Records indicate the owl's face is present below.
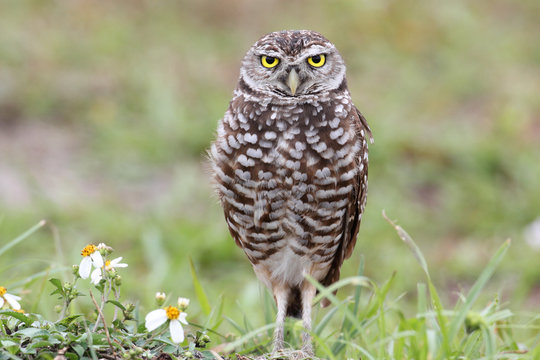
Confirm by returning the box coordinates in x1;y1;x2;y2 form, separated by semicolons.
239;30;347;99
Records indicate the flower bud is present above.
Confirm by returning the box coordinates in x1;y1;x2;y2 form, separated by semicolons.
63;282;72;291
97;242;113;255
155;292;166;306
72;265;80;277
114;275;122;286
177;297;190;311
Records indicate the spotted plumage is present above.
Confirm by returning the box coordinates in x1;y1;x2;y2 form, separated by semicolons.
209;30;372;355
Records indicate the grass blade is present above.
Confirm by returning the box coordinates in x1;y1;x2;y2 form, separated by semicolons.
448;239;511;343
204;293;225;330
223;323;275;353
310;331;338;360
307;274;369;343
312;275;372;304
383;211;430;280
384;211;450;357
189;257;211;316
481;325;496;360
0;220;46;257
314;297;347;335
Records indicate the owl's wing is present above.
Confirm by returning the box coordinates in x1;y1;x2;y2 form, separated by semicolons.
321;106;370;288
356;107;373;144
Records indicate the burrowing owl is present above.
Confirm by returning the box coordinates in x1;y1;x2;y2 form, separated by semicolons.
210;30;371;354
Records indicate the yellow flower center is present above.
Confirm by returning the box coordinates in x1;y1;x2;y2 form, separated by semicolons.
14;309;25;313
105;260;111;270
165;305;180;320
0;286;6;296
81;244;97;257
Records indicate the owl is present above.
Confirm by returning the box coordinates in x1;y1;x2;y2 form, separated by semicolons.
209;30;371;355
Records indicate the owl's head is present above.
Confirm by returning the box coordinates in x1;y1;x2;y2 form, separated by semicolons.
239;30;347;99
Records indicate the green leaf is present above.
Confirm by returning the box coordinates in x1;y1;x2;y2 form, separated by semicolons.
27;340;55;349
14;327;49;339
189;257;211;316
0;340;20;355
48;278;64;296
0;309;35;326
64;352;79;360
70;344;85;358
106;300;126;311
56;314;83;327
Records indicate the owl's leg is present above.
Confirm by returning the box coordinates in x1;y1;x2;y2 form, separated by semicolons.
300;282;316;355
272;286;288;353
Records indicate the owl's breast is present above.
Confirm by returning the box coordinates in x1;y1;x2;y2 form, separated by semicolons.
210;97;367;280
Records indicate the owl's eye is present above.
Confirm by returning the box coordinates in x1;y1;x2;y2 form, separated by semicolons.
307;54;326;68
261;55;279;68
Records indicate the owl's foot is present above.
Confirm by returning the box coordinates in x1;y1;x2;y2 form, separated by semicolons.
257;348;318;360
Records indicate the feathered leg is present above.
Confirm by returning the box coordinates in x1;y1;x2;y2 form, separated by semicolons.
301;282;316;355
272;286;288;353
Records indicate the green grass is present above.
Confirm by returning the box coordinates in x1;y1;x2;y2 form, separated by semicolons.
3;215;539;359
219;217;539;359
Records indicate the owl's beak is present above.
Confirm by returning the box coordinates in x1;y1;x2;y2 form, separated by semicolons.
287;69;300;96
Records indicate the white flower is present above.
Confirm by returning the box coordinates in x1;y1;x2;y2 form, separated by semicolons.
79;244;104;279
90;257;128;285
145;305;188;343
0;286;22;310
177;297;190;310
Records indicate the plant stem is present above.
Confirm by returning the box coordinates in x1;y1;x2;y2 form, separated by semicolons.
89;289;115;354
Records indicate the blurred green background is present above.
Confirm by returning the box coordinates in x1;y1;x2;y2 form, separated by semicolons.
1;0;539;327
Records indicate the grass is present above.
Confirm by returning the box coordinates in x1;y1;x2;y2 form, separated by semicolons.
221;215;538;359
2;215;539;359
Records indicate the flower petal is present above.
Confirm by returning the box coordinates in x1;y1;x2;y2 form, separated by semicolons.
79;257;92;279
169;319;184;343
5;294;21;310
178;312;188;325
90;251;104;267
145;309;167;331
91;268;102;285
111;257;128;268
0;297;4;308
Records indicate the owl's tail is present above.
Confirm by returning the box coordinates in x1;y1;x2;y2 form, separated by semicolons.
285;286;302;318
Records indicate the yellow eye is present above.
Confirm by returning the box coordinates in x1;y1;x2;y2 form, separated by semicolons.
261;55;279;68
307;54;326;67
